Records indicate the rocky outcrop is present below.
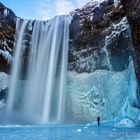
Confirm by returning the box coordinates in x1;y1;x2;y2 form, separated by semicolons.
0;0;132;74
0;2;16;74
120;0;140;105
69;0;131;73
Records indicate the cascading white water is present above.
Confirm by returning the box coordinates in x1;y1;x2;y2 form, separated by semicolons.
7;19;28;113
6;15;70;124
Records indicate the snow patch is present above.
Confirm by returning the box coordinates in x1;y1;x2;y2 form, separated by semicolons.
0;99;6;109
3;9;9;17
76;128;82;132
104;17;128;46
0;72;8;93
102;17;129;70
115;118;136;128
114;0;120;8
0;50;13;63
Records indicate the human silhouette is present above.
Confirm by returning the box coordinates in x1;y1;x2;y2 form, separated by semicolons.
97;116;100;125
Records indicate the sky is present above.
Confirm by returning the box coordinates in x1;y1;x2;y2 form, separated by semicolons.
0;0;91;20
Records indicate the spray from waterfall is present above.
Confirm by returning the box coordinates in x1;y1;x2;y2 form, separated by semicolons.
7;19;28;113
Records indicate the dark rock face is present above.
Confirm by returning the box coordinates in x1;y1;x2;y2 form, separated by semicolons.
69;0;131;73
0;88;8;101
0;0;137;76
0;2;16;74
120;0;140;106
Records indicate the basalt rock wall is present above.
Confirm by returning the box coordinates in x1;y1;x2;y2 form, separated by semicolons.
0;0;137;76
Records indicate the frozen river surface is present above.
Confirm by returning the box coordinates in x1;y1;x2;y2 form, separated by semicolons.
0;124;139;140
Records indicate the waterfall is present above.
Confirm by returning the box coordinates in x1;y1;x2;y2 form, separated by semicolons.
7;19;28;113
6;15;70;124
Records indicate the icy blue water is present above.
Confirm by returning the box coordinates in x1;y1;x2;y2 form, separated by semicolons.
0;124;139;140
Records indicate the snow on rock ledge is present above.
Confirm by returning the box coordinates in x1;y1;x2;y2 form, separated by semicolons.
69;0;129;73
0;72;8;92
0;2;16;73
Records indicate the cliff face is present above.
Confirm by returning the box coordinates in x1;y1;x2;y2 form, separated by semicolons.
69;0;131;73
0;0;140;123
0;2;16;73
120;0;140;105
0;0;132;74
0;0;139;79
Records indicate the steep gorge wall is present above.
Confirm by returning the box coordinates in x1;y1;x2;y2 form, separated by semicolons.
69;0;131;73
0;2;16;73
121;0;140;106
0;0;139;98
0;0;132;74
0;0;140;123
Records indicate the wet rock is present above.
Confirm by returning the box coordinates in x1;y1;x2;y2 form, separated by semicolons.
0;87;8;101
0;2;16;74
69;0;129;73
0;0;137;76
121;0;140;106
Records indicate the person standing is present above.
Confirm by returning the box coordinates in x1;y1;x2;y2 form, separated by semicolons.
97;116;100;125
